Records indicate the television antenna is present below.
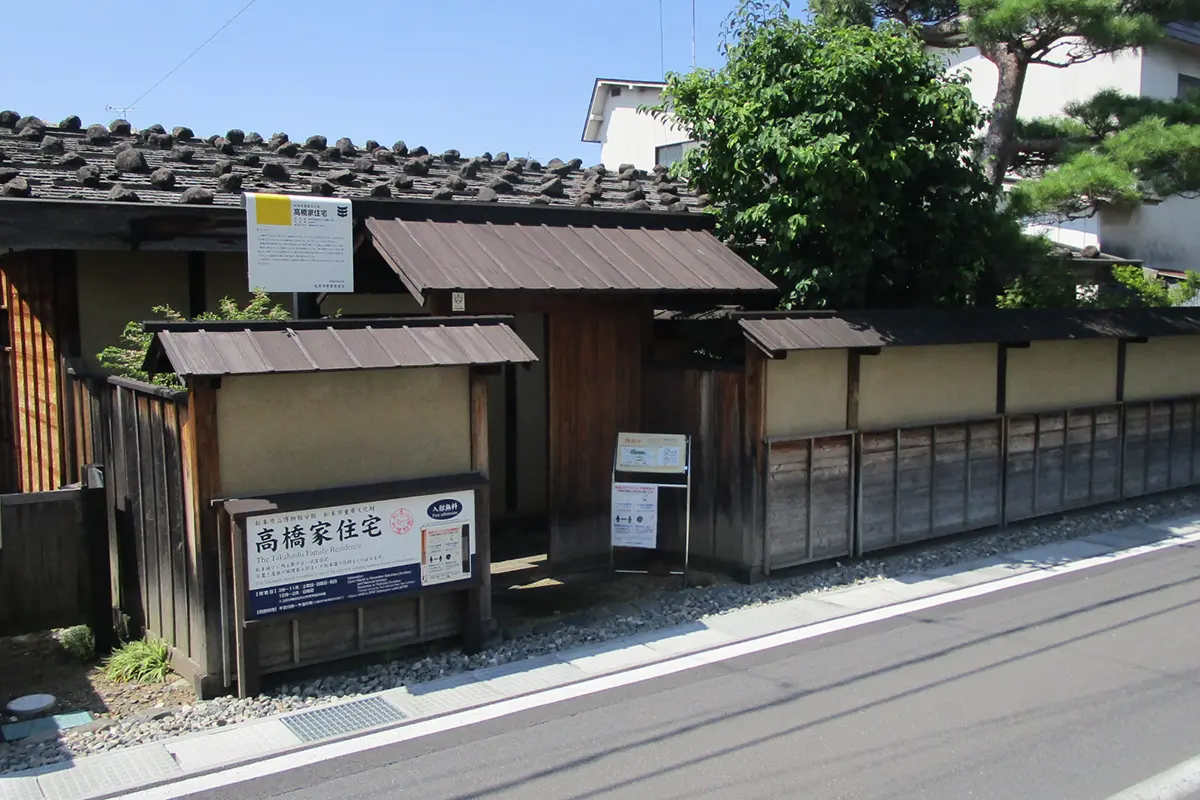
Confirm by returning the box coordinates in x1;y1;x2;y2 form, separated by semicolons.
105;105;141;120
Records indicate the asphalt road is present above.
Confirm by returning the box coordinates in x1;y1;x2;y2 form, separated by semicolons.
187;541;1200;800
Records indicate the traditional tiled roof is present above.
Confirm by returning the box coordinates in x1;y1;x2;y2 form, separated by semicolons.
0;112;709;213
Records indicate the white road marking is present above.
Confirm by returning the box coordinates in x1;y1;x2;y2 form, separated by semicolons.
123;529;1200;800
1107;753;1200;800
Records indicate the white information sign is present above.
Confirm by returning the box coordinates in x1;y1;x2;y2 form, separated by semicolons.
611;482;659;549
245;192;354;293
243;489;474;619
616;432;688;474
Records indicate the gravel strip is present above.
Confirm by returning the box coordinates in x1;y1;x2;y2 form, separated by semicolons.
3;490;1198;774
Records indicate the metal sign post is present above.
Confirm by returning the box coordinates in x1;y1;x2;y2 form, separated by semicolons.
609;432;692;586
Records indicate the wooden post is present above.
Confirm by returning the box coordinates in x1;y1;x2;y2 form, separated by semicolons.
997;343;1010;528
183;377;224;698
82;463;117;653
743;343;768;579
229;513;259;699
846;350;863;557
466;368;491;652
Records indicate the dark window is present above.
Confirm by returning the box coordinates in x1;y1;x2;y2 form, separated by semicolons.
1178;73;1200;98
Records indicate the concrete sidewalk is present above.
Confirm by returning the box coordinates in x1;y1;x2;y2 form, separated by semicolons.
3;514;1198;800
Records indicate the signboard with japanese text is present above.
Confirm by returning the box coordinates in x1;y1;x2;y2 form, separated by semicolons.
243;489;474;620
245;192;354;293
611;482;658;549
616;432;687;474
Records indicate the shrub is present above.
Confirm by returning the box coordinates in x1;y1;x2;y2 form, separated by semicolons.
58;625;96;663
103;638;172;684
96;289;292;388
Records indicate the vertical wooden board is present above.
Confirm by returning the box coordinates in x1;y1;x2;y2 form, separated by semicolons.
810;436;852;559
548;305;646;566
163;402;191;654
136;395;164;639
931;425;969;534
1004;415;1037;521
744;345;768;572
148;399;177;649
895;427;933;542
1168;399;1194;488
1092;407;1122;501
187;381;223;681
857;431;897;551
178;399;206;665
765;439;811;566
1122;403;1149;498
1063;409;1095;507
966;420;1002;527
1145;402;1173;494
119;388;150;634
713;369;747;567
1034;413;1066;515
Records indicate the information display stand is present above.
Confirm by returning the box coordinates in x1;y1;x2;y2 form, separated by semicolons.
609;432;692;585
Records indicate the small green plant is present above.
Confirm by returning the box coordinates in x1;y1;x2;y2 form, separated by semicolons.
57;625;96;663
103;638;172;684
97;289;292;387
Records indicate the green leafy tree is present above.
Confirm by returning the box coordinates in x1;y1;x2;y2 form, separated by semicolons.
657;14;1022;308
803;0;1200;300
97;289;291;388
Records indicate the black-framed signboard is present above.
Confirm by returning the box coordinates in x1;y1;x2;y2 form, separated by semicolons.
221;474;486;697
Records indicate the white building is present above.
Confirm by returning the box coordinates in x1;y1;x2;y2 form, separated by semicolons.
584;23;1200;272
945;22;1200;272
581;78;695;172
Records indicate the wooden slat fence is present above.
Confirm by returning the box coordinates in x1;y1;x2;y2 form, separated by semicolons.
1121;397;1200;499
65;373;204;678
858;418;1004;553
1005;405;1123;522
764;434;855;571
0;471;111;644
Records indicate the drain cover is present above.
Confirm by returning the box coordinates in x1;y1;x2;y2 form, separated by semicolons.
280;697;406;743
6;694;55;717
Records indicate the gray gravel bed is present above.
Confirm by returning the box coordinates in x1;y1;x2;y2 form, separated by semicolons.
3;490;1198;774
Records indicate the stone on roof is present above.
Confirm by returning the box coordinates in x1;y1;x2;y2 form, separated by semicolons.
0;112;703;213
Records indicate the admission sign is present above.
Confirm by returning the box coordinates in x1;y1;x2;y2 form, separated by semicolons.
244;192;354;293
243;489;474;619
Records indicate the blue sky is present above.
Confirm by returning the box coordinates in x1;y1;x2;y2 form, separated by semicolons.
5;1;743;162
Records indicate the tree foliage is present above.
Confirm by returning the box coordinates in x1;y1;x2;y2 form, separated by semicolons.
804;0;1200;297
97;290;291;388
657;13;1022;308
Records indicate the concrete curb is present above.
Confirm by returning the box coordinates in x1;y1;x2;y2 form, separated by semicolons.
1;516;1196;800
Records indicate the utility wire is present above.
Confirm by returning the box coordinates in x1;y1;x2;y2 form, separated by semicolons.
124;0;260;111
659;0;666;79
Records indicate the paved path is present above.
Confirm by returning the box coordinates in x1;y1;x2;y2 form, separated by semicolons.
3;516;1200;800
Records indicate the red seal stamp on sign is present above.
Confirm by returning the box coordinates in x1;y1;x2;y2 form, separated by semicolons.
390;508;414;535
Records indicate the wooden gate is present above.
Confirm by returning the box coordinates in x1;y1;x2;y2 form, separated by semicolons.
0;466;113;645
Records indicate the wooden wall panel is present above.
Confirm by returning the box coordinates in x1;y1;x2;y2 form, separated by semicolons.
1122;398;1200;498
0;251;80;492
1005;405;1122;521
764;435;854;570
858;420;1002;553
643;366;746;571
548;304;647;566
